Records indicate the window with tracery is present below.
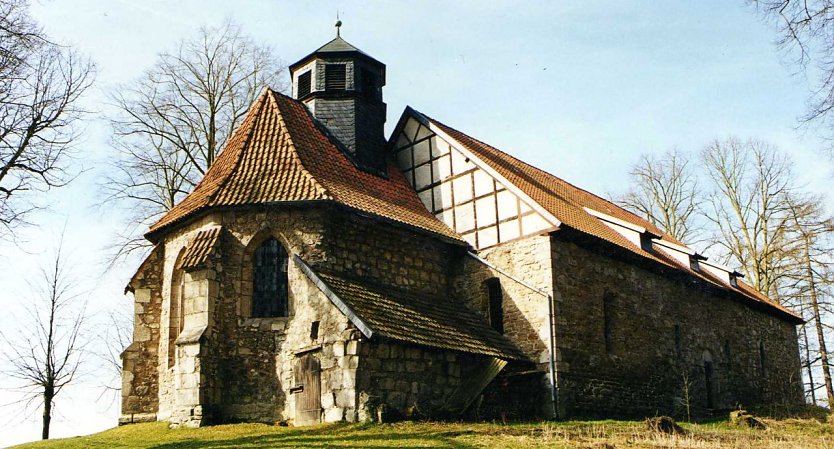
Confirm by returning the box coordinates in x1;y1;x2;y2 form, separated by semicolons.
252;238;289;317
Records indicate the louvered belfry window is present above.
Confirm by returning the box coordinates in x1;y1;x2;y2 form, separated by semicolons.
297;71;312;98
325;64;347;91
252;238;289;317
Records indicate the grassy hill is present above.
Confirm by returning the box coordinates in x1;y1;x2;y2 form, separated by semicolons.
9;419;834;449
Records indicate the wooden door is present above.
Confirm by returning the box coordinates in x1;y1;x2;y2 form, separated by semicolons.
293;352;321;425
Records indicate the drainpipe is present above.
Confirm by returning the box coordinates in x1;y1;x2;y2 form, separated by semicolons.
466;251;559;420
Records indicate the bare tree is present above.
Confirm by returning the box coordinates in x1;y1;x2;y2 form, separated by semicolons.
0;0;94;241
0;234;86;439
701;137;799;298
749;2;834;128
92;308;132;407
105;20;287;259
783;198;834;405
615;149;704;243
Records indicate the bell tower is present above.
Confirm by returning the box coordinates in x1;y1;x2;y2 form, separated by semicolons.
288;22;388;175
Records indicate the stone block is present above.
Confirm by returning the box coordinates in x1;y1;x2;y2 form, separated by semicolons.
324;407;344;422
321;392;335;409
333;341;345;357
134;289;151;303
346;340;358;355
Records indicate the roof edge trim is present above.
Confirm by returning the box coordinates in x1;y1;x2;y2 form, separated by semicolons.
294;255;375;339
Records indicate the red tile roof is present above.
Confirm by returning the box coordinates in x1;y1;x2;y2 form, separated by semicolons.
178;227;222;271
148;90;461;243
415;110;801;324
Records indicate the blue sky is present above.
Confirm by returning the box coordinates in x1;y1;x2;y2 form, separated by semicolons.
0;0;828;445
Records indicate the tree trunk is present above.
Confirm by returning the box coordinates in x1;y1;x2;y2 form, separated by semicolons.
802;324;817;405
804;235;834;405
42;385;53;440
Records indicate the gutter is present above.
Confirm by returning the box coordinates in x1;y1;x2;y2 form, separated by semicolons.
466;251;560;420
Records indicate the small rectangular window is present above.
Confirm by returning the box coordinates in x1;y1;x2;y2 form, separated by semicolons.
325;64;346;91
310;321;320;340
485;278;503;334
297;71;312;98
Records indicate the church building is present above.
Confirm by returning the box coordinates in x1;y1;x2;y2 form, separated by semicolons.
120;32;804;427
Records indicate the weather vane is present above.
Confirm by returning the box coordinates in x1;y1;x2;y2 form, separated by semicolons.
335;11;342;37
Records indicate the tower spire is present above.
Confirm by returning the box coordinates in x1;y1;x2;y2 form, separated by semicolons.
335;12;342;37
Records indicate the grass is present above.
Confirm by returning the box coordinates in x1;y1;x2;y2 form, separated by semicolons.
9;418;834;449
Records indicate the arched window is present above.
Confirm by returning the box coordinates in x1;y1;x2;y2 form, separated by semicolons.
252;237;289;317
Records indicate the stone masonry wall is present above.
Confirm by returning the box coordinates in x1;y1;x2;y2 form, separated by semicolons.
355;341;467;421
452;234;555;416
551;234;803;418
204;205;452;423
129;204;474;425
321;209;454;297
120;244;164;424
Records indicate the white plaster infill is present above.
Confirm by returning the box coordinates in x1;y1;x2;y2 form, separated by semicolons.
293;255;375;339
405;108;562;229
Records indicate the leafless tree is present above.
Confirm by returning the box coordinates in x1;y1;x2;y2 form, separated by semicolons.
783;197;834;405
105;20;287;260
749;2;834;128
0;234;86;439
615;149;704;244
89;307;132;409
701;137;799;298
0;0;94;242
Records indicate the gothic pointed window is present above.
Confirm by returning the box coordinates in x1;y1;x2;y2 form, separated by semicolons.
252;238;289;317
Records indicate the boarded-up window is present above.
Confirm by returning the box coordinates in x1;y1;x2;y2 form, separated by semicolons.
704;351;715;408
297;71;312;98
252;238;289;317
485;278;503;334
603;293;614;353
325;64;346;91
674;324;682;358
759;340;768;378
361;68;377;100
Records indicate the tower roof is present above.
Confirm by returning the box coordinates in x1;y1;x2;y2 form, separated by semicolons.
146;89;461;244
289;36;384;71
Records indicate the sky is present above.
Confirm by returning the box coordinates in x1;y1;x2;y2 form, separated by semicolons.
0;0;830;446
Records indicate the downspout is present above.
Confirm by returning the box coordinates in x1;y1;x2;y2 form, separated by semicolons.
466;251;560;420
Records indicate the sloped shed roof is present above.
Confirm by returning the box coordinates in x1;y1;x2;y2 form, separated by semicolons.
296;256;527;361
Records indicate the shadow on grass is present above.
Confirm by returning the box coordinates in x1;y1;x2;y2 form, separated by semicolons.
147;424;477;449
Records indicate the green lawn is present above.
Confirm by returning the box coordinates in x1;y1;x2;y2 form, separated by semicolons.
10;419;834;449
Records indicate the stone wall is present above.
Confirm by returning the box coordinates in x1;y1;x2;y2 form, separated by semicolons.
551;234;803;418
355;341;467;421
452;234;555;416
321;208;455;297
120;244;164;424
178;205;455;424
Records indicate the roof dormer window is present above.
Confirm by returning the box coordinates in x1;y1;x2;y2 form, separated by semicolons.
325;64;346;91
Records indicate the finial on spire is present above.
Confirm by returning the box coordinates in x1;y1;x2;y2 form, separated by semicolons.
335;12;342;37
